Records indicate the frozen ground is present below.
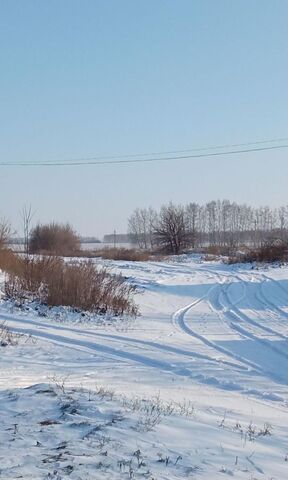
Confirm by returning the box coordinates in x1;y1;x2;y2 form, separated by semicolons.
0;256;287;479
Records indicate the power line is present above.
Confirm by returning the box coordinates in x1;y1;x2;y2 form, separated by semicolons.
1;142;287;167
16;135;288;164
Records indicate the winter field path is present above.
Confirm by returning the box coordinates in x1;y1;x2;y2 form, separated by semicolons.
0;256;287;479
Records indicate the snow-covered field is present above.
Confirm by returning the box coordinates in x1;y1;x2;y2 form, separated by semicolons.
0;256;287;479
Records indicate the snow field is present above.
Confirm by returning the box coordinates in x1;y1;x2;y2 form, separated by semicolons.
0;256;287;478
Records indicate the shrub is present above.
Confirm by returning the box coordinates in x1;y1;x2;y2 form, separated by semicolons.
228;242;288;264
203;245;236;256
29;223;80;256
0;249;19;273
94;248;152;262
3;255;138;317
61;247;165;262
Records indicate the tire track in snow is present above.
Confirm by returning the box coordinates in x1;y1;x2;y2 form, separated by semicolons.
234;272;288;335
172;268;288;384
2;261;287;404
3;321;276;399
0;311;245;371
255;272;288;325
172;296;262;374
205;269;287;347
215;272;288;383
221;280;288;347
223;273;288;350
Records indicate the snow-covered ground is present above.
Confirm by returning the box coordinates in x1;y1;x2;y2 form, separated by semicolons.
0;256;287;479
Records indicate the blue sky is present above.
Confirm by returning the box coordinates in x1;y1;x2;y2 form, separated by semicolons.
0;0;287;237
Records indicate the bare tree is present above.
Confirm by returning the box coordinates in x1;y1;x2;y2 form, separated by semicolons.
154;203;189;254
185;203;199;248
278;206;288;241
128;208;146;249
0;218;12;249
128;207;157;250
128;200;288;255
20;205;34;256
206;201;217;246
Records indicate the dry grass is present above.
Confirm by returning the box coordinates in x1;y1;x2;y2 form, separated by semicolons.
94;248;152;261
65;247;165;262
228;243;288;264
0;321;22;346
1;252;138;316
0;249;19;273
202;245;236;256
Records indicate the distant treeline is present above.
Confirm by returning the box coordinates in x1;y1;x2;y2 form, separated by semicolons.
103;233;131;244
81;237;101;244
9;236;101;245
128;200;288;254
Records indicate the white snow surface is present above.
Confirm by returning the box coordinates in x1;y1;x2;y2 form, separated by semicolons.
0;256;287;479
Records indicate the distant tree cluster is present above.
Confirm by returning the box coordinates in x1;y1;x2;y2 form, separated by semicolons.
103;233;130;244
29;223;80;255
128;207;157;250
128;200;288;254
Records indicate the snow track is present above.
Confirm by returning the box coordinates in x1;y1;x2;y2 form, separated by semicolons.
1;257;288;480
172;296;261;373
1;258;288;406
169;263;288;400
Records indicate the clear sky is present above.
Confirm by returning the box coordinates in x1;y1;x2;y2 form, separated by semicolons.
0;0;287;238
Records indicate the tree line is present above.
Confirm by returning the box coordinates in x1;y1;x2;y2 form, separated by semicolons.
127;200;288;254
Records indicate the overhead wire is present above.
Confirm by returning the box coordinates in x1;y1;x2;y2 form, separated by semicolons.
0;139;287;167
